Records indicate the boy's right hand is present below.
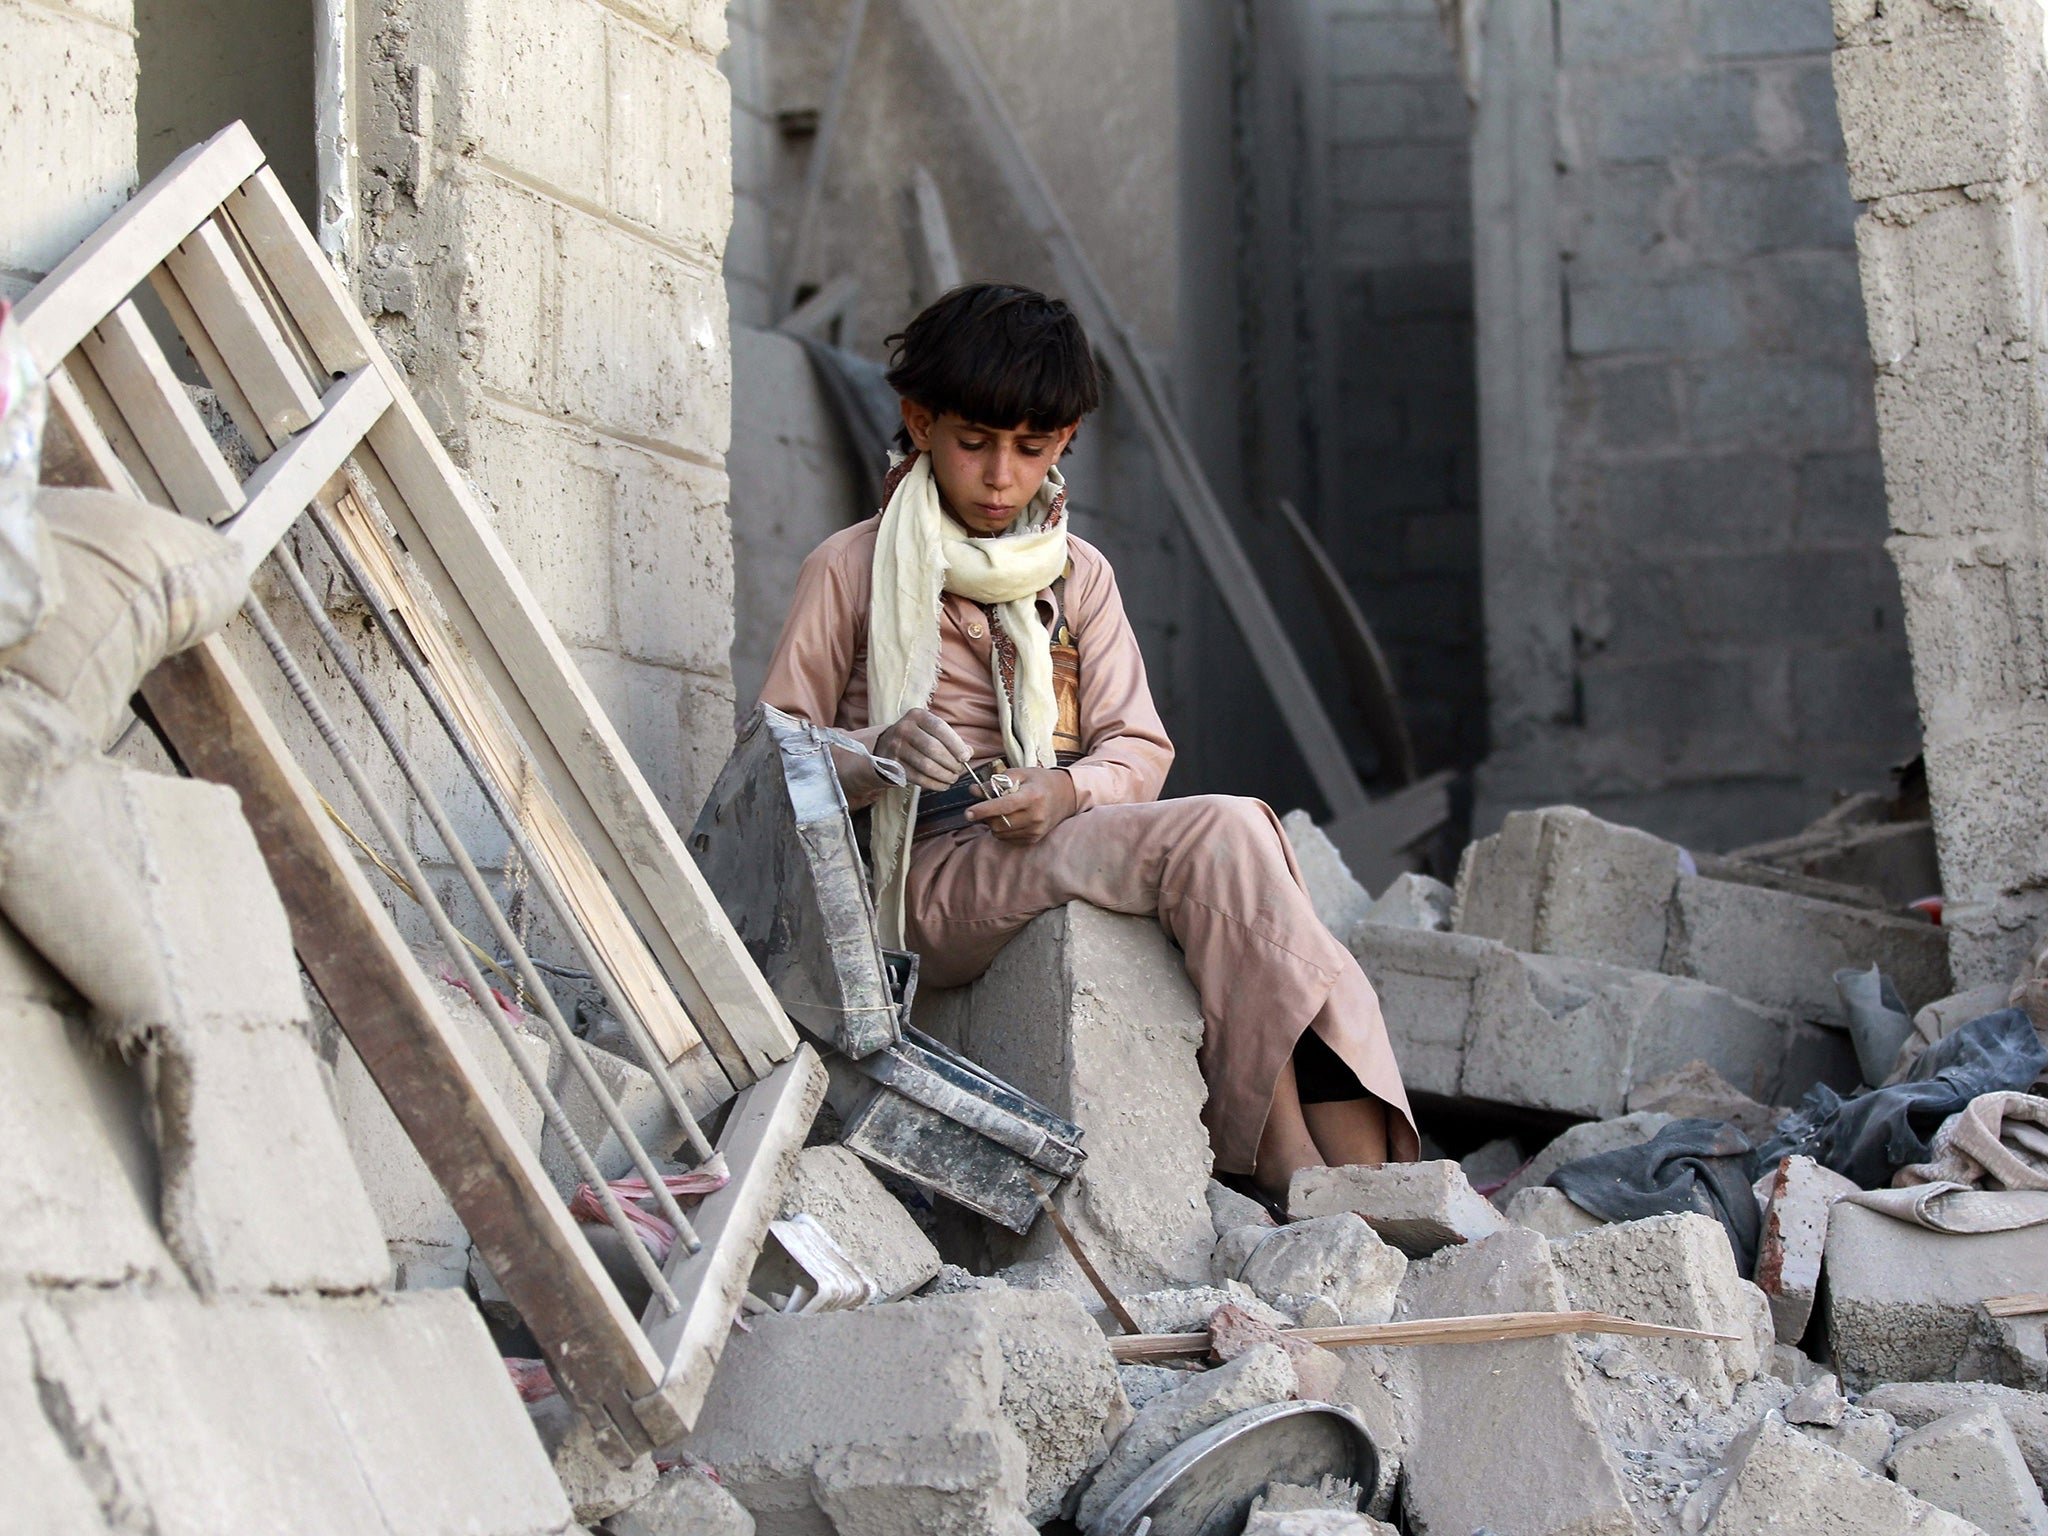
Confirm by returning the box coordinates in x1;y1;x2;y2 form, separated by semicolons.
876;707;972;791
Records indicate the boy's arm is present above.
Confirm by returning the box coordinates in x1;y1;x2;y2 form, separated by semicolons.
1062;549;1175;810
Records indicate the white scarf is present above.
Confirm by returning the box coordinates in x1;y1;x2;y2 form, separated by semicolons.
867;452;1068;947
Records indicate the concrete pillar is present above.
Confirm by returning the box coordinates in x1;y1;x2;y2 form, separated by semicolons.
1834;0;2048;984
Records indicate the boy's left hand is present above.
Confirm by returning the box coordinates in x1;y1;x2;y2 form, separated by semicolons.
965;767;1077;844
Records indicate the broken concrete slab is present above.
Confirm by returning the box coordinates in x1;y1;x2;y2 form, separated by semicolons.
1242;1511;1394;1535
779;1145;942;1302
677;1294;1033;1536
1890;1405;2048;1536
1283;809;1374;946
1288;1160;1509;1256
1075;1343;1299;1530
1503;1185;1607;1239
530;1393;657;1523
1627;1058;1784;1139
1126;1282;1292;1334
1209;1301;1344;1402
1206;1177;1275;1234
1116;1362;1196;1412
541;1033;684;1188
1351;923;1854;1122
1327;1346;1411;1519
1802;1402;1900;1475
606;1466;756;1535
1494;1111;1674;1205
1212;1212;1405;1324
1451;806;1952;1026
1755;1154;1862;1345
1861;1383;2048;1491
914;902;1213;1293
1362;871;1452;932
1825;1203;2047;1387
1552;1214;1762;1406
1960;1306;2048;1393
1690;1412;1982;1535
1395;1228;1635;1536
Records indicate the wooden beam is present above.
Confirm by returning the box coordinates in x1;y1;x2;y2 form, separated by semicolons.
1109;1308;1744;1364
163;218;323;439
898;0;1371;820
78;302;245;522
907;165;963;301
220;367;391;574
57;352;173;508
1985;1293;2048;1319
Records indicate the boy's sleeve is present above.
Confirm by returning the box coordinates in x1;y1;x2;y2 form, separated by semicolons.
758;540;857;728
1063;548;1175;810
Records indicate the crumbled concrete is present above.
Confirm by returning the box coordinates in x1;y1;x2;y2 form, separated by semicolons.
1553;1214;1761;1406
1890;1406;2048;1536
1075;1344;1299;1530
1242;1510;1393;1535
1213;1213;1405;1324
1804;1403;1900;1476
1117;1362;1198;1412
1688;1413;1982;1535
1206;1177;1276;1233
531;1394;657;1524
913;903;1214;1292
1362;871;1452;932
1960;1308;2048;1393
678;1296;1033;1535
1826;1203;2046;1387
1495;1111;1675;1205
1127;1281;1291;1335
1627;1059;1784;1140
1754;1154;1860;1344
1785;1372;1849;1429
1504;1185;1608;1239
1208;1301;1344;1401
1283;809;1375;946
778;1145;942;1302
1395;1228;1634;1536
1861;1383;2048;1491
1289;1160;1510;1255
606;1466;755;1535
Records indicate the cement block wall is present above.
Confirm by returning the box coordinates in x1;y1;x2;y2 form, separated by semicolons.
1832;0;2048;984
1472;0;1917;851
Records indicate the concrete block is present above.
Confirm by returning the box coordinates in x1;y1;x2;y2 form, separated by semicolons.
1568;272;1744;355
1127;1282;1292;1334
1553;1214;1762;1405
471;0;609;204
1890;1406;2048;1536
459;178;562;413
1361;871;1452;931
1861;1382;2048;1490
1594;70;1758;162
1557;0;1687;65
1207;1178;1276;1235
1282;809;1374;946
779;1146;943;1303
1075;1344;1299;1530
1699;161;1859;256
1835;22;2034;202
604;20;731;257
1210;1302;1345;1402
1825;1203;2047;1387
1806;1402;1902;1474
1503;1185;1608;1239
913;903;1214;1292
679;1296;1034;1536
1459;1135;1524;1189
531;1393;657;1523
1395;1229;1635;1536
1496;1111;1674;1204
610;446;735;673
1327;1345;1412;1517
1695;0;1837;58
1754;1154;1861;1344
1959;1307;2048;1393
1213;1213;1406;1325
0;1;135;280
543;1035;686;1188
466;403;617;649
1287;1160;1509;1256
608;1467;756;1536
1692;1412;1982;1535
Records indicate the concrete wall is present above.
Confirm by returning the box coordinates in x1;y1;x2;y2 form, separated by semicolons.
1832;0;2048;984
1472;0;1916;851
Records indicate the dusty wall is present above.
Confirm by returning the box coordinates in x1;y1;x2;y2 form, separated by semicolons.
1832;0;2048;984
1472;0;1915;851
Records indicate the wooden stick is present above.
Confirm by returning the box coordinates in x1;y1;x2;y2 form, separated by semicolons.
1984;1293;2048;1319
1109;1309;1745;1363
1026;1173;1142;1336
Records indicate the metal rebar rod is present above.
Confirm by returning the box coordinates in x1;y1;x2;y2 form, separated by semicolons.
265;544;703;1254
240;590;687;1310
306;501;717;1166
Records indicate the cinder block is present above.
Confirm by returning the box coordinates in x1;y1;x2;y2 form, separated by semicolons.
542;1033;686;1188
1594;69;1757;162
914;903;1215;1292
1692;1412;1983;1535
1861;1381;2048;1489
1495;1112;1674;1204
599;0;728;56
530;1393;657;1523
1567;272;1743;355
610;444;736;673
1695;0;1837;59
1698;161;1858;256
1552;1213;1762;1405
467;402;617;649
1282;809;1375;946
469;0;609;204
1754;1154;1861;1343
1395;1229;1635;1536
0;1292;121;1533
779;1145;943;1303
605;19;731;257
1213;1212;1406;1325
0;1;134;279
459;176;562;415
1825;1202;2047;1387
1835;23;2032;201
678;1296;1035;1536
1557;0;1687;65
1889;1406;2048;1536
1287;1161;1509;1256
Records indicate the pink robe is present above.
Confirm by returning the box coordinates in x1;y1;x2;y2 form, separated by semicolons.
758;515;1418;1174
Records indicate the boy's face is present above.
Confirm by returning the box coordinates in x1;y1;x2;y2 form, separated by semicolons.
901;400;1077;536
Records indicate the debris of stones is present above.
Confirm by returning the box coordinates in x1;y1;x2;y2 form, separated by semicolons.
1888;1405;2048;1536
1289;1159;1510;1255
779;1145;944;1301
1754;1153;1861;1344
1503;1184;1608;1239
1213;1212;1407;1323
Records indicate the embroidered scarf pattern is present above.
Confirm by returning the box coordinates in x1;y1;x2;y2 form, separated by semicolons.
866;450;1068;946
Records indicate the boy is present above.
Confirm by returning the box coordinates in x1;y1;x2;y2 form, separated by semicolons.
759;283;1417;1198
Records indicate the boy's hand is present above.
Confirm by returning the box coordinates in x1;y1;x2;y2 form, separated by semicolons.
876;707;971;791
966;767;1077;844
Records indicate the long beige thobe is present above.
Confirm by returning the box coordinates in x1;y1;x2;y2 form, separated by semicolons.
758;515;1418;1175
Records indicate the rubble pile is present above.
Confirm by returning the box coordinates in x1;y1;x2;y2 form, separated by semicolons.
544;800;2046;1536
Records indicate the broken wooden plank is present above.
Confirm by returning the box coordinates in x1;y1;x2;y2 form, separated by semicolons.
1108;1308;1745;1363
1985;1293;2048;1319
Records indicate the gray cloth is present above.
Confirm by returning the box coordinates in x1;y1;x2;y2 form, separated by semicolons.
1549;1117;1762;1273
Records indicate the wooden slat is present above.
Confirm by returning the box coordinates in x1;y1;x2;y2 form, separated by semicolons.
1985;1293;2048;1318
221;367;391;573
900;0;1371;820
14;121;266;374
164;218;322;440
44;365;146;499
228;152;801;1086
1109;1309;1745;1363
143;635;668;1458
57;353;172;508
79;302;245;521
636;1045;826;1439
149;262;270;459
224;168;375;375
908;164;964;300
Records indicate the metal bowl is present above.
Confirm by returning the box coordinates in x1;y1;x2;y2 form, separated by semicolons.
1085;1400;1381;1536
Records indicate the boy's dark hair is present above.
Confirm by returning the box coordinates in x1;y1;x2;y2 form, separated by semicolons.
885;283;1101;449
